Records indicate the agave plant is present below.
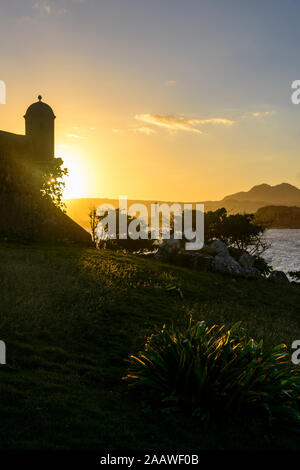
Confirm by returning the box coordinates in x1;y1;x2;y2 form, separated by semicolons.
124;319;300;425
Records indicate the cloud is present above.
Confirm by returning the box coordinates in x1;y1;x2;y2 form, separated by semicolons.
66;133;83;139
164;80;176;86
195;118;235;126
242;111;275;119
32;0;85;17
112;126;156;135
135;114;235;135
134;126;156;135
135;114;203;134
33;1;52;15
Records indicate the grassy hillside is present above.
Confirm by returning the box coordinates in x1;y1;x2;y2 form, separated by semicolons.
0;242;300;450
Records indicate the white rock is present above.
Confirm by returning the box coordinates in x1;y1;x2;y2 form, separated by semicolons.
206;240;229;256
212;254;243;276
239;252;255;268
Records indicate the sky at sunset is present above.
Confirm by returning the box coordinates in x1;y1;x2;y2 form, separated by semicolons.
1;0;300;201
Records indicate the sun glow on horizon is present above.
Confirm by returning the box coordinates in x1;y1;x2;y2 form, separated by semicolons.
55;143;90;199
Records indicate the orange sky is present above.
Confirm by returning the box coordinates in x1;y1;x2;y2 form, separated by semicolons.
1;0;300;201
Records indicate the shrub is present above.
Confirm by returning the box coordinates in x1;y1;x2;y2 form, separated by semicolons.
253;256;273;277
89;208;155;252
124;319;300;426
185;208;270;256
289;271;300;282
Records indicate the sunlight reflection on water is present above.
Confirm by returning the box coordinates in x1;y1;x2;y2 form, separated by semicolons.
262;229;300;273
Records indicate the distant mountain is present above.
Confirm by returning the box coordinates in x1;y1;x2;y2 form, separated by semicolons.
64;183;300;231
223;183;300;205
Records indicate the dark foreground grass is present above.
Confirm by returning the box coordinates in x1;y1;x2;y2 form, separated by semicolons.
0;241;300;450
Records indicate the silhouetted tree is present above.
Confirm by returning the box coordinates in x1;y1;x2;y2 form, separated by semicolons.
215;212;269;255
89;207;98;243
185;207;269;255
90;208;155;252
41;157;68;212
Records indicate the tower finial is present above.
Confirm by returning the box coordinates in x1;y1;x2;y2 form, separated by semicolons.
38;95;42;101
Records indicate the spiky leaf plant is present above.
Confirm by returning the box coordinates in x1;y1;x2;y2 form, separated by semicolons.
124;319;300;426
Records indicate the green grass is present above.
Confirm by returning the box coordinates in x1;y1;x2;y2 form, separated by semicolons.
0;241;300;450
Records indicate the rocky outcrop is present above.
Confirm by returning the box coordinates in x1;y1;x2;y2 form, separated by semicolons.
155;238;184;257
154;238;262;279
203;239;229;257
255;205;300;229
268;271;290;284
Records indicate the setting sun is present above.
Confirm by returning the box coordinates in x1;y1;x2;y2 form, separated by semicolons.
55;143;90;199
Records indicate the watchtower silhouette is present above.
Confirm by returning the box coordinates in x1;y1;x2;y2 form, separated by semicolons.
24;95;55;165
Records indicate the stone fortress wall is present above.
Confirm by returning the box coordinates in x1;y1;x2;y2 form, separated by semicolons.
0;99;91;245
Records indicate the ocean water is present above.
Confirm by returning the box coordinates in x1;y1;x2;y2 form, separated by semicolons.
262;229;300;274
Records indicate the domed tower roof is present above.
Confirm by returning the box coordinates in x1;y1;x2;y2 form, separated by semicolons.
24;95;55;119
24;95;56;165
